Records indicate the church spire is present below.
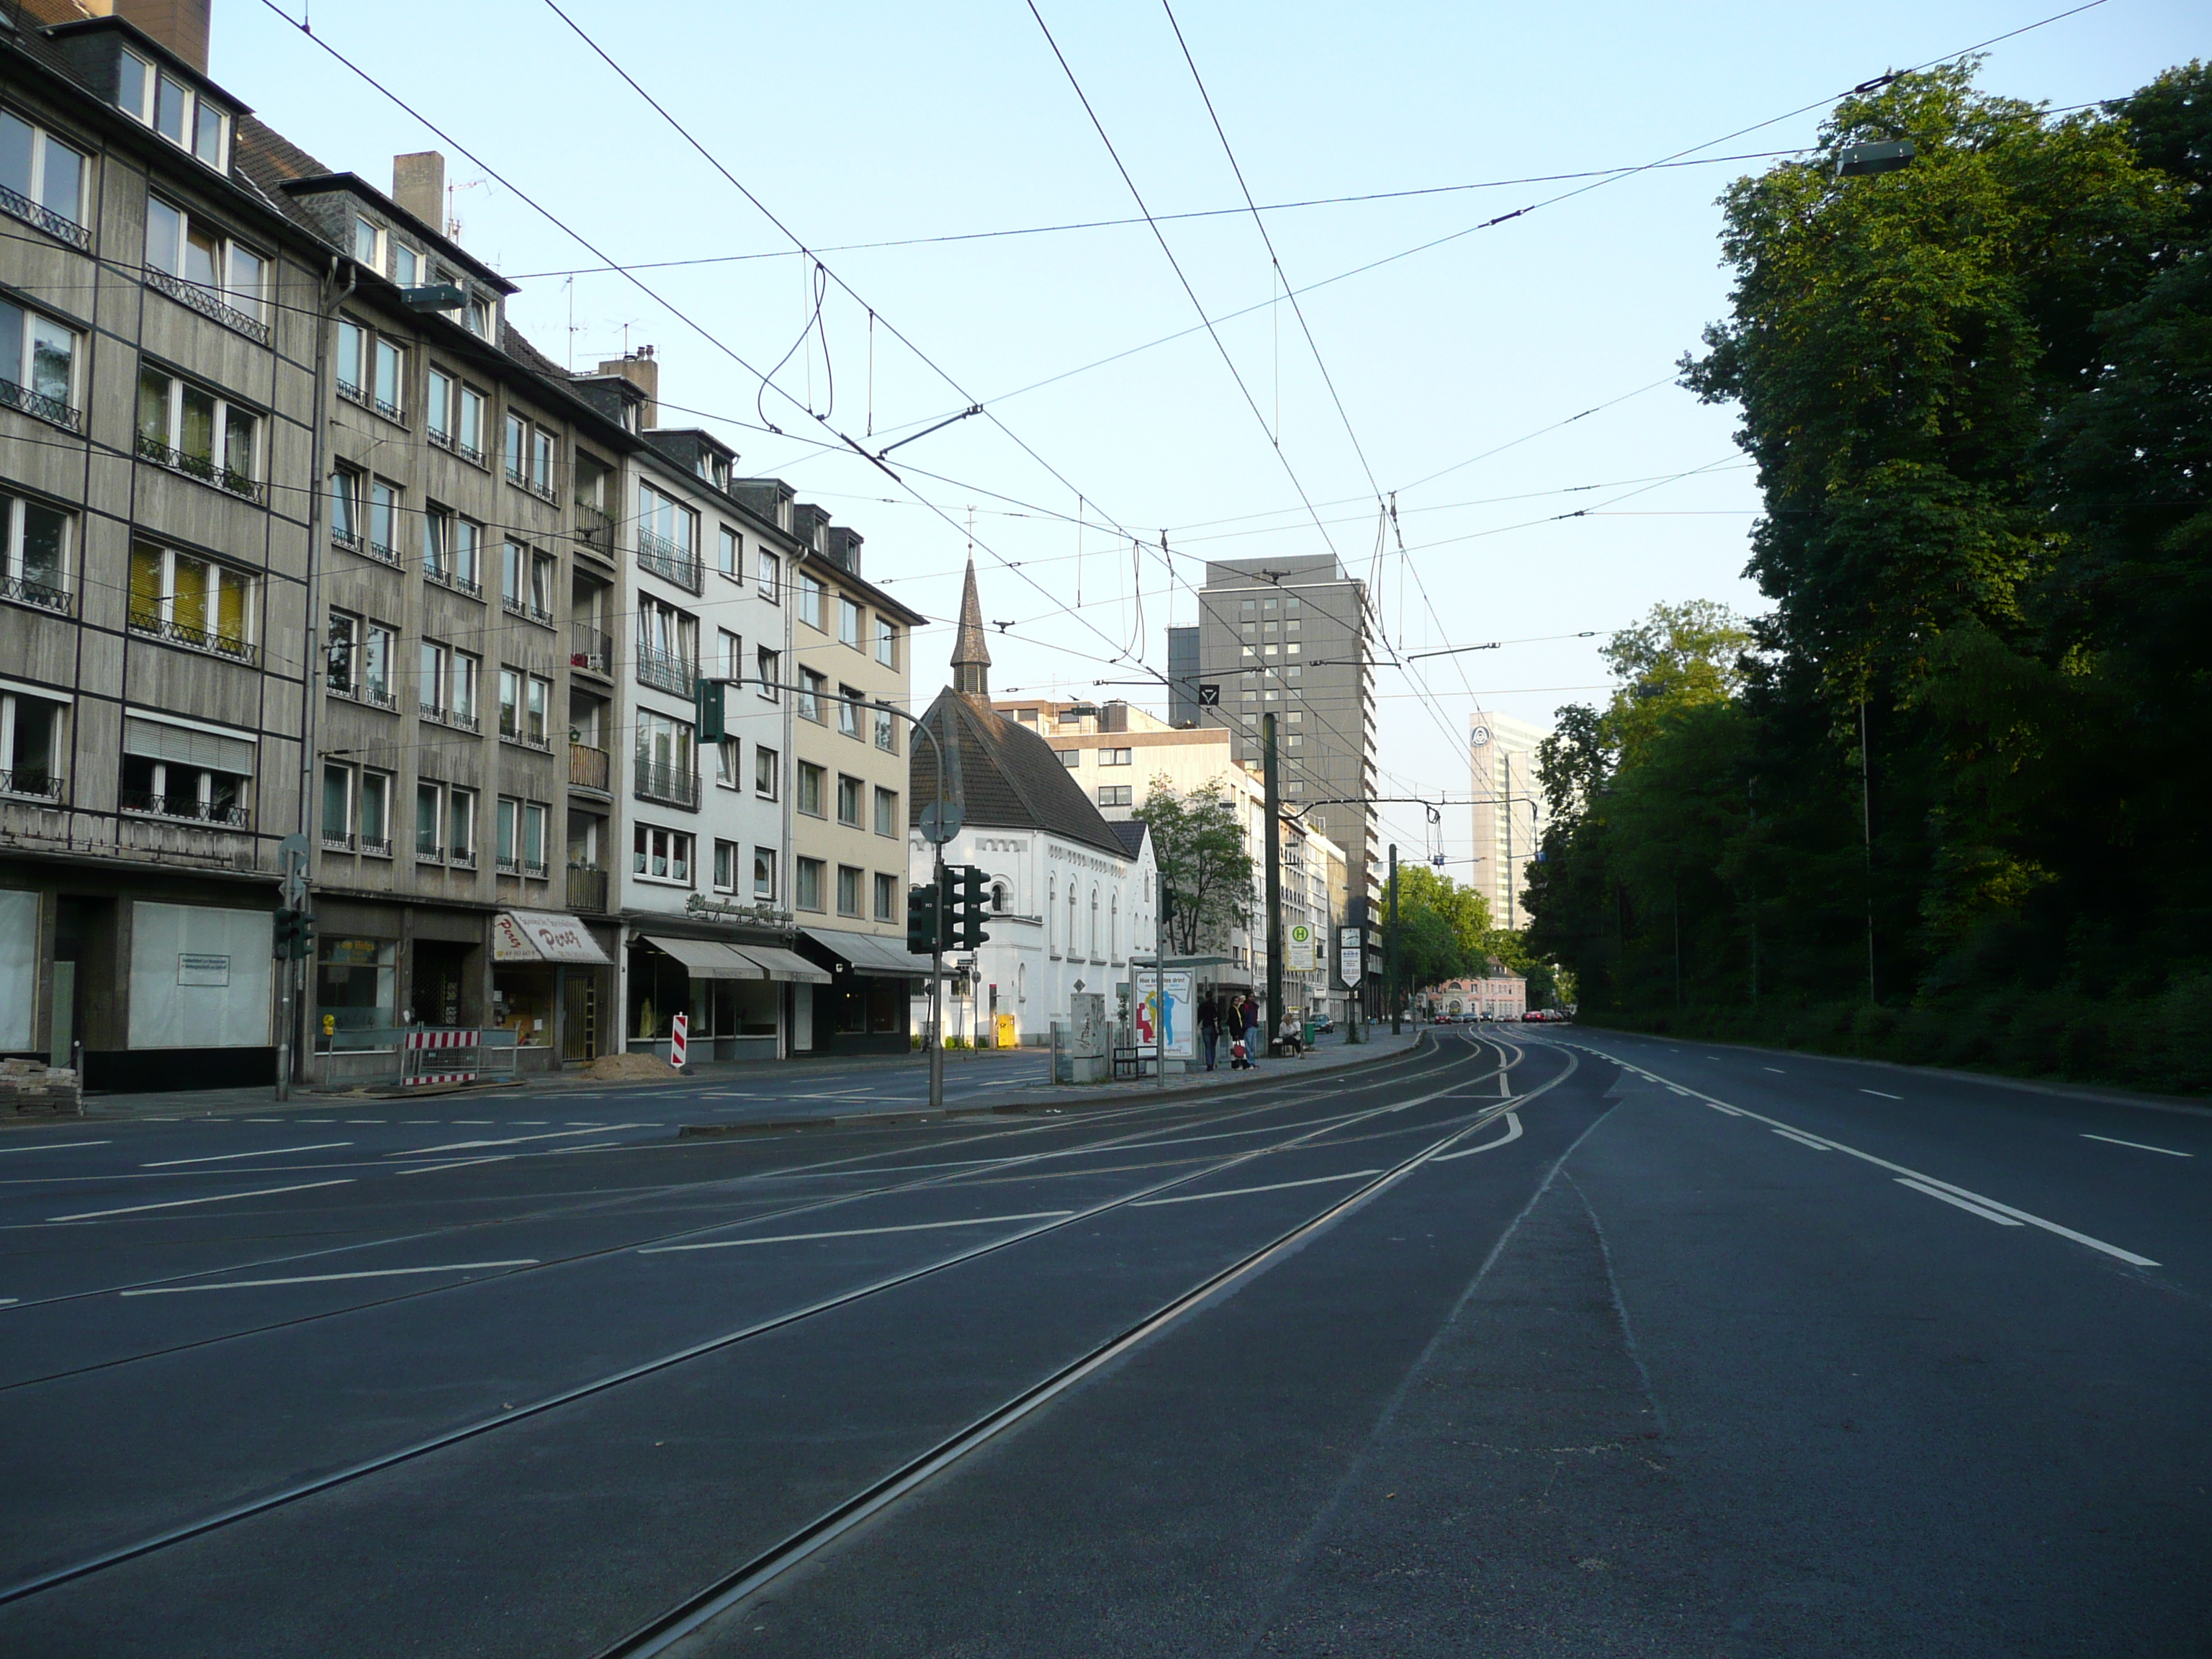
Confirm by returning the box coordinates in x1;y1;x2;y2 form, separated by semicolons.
952;556;992;698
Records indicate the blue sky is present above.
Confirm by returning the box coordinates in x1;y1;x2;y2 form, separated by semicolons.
217;0;2202;871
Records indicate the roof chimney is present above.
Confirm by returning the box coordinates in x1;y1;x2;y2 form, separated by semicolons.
86;1;210;73
595;349;659;428
392;151;446;234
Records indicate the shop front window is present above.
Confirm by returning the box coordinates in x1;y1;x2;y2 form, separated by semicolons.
316;936;395;1041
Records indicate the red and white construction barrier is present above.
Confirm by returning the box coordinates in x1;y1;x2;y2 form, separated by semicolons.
402;1027;481;1087
670;1012;688;1070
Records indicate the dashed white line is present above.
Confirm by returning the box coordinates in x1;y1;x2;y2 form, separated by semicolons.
120;1259;539;1295
640;1211;1074;1253
389;1125;645;1156
143;1142;351;1168
1707;1102;1747;1117
1132;1170;1382;1207
0;1141;108;1155
1771;1128;1833;1151
1861;1089;1903;1100
395;1156;515;1175
50;1179;354;1222
1896;1178;2022;1226
1763;1067;1786;1074
2081;1133;2191;1158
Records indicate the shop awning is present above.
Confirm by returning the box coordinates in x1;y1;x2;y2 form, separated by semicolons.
728;945;832;984
801;927;935;979
640;935;759;979
493;911;613;966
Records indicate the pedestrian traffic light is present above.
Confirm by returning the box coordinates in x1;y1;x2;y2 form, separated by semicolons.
945;865;991;951
695;676;725;744
271;907;315;961
907;881;943;955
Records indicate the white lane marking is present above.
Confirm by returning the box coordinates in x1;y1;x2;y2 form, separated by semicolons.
0;1141;109;1155
343;1120;387;1125
1131;1170;1383;1207
1706;1056;1723;1060
395;1156;514;1175
389;1125;644;1156
1707;1102;1747;1118
0;1298;15;1305
639;1210;1074;1253
1434;1114;1523;1161
1771;1128;1833;1151
49;1179;354;1222
1896;1177;2022;1226
1591;1047;2159;1267
513;1120;549;1125
451;1120;494;1125
121;1259;539;1295
1861;1089;1903;1100
2081;1133;2192;1159
1763;1067;1786;1074
143;1142;351;1168
1668;1087;1691;1097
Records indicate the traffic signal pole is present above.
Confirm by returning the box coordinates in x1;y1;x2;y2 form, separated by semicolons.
930;845;945;1119
1262;712;1283;1056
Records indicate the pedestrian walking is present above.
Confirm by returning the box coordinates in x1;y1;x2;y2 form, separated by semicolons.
1197;994;1220;1071
1240;995;1262;1066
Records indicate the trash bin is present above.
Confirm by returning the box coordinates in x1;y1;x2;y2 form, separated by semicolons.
1303;1020;1320;1050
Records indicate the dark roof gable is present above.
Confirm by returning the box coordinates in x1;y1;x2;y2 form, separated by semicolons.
913;691;1129;859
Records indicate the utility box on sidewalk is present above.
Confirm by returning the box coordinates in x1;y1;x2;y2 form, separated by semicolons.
1066;993;1108;1084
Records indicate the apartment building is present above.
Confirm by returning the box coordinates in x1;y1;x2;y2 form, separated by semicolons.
0;6;322;1087
996;695;1352;1023
1193;554;1380;906
1467;707;1550;931
778;498;929;1056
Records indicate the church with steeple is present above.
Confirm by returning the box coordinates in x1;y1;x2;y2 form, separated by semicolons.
908;560;1157;1044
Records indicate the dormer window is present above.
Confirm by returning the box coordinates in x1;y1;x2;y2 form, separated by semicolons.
117;51;229;171
391;244;418;287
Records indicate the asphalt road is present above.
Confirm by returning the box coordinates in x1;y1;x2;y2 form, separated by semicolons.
1;1028;2204;1656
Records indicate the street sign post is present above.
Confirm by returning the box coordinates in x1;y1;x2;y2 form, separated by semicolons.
919;801;964;845
1338;925;1364;989
1287;921;1316;972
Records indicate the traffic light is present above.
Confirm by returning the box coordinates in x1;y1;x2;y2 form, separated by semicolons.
1158;879;1175;951
695;676;725;744
906;881;943;955
945;865;992;951
271;907;315;961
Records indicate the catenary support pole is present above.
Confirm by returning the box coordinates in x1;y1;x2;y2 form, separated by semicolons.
1388;843;1401;1035
1262;713;1283;1056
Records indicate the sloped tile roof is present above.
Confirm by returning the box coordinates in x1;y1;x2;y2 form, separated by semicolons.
913;690;1129;860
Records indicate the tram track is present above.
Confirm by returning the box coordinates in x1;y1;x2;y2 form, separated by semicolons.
0;1036;1523;1609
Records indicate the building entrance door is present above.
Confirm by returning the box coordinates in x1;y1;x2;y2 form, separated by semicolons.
562;974;598;1063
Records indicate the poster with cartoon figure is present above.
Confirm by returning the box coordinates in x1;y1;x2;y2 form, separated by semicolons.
1131;969;1195;1059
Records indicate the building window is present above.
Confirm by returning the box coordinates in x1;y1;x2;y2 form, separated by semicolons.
714;736;739;789
837;683;863;739
0;108;88;240
718;526;741;580
135;364;259;497
634;709;697;806
755;646;781;701
1055;750;1079;768
795;856;825;912
875;617;899;669
0;688;63;799
1097;785;1133;807
755;744;778;799
873;786;898;837
757;549;781;602
799;668;827;724
495;799;549;878
333;317;404;418
326;611;395;709
390;243;419;287
448;788;477;865
796;761;826;818
873;702;898;755
415;780;444;860
635;595;699;696
874;871;897;923
753;847;776;900
637;481;699;588
117;53;230;169
836;773;863;827
796;570;827;632
320;763;355;850
451;652;480;729
716;629;742;681
526;674;550;746
0;488;70;613
362;478;399;562
127;541;255;662
1099;747;1133;767
838;596;863;648
123;716;250;827
836;864;863;917
713;838;739;894
356;770;393;855
2;297;84;429
629;823;691;886
457;384;487;465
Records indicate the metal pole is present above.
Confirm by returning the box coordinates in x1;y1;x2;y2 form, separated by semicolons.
1262;713;1283;1056
1861;699;1876;1008
1388;843;1401;1035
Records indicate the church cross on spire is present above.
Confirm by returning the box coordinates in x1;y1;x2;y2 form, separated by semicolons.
952;556;991;697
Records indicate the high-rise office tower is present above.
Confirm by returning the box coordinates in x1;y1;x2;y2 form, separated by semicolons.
1195;555;1380;899
1467;709;1551;931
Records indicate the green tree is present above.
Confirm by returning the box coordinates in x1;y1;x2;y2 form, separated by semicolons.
1600;601;1752;765
1133;777;1254;957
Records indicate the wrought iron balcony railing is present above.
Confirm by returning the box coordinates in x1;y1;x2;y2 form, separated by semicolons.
1;377;81;431
0;182;89;249
127;609;258;666
634;643;695;698
124;791;251;827
144;268;270;343
135;432;262;502
0;572;70;614
636;529;701;591
633;757;701;811
0;769;63;800
566;863;609;914
570;623;611;675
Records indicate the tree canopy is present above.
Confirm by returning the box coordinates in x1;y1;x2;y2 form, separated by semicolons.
1133;778;1254;957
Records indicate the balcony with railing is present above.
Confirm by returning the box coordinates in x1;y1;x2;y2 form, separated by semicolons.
566;863;609;914
359;834;392;858
570;623;611;677
125;791;251;828
1;377;81;431
0;769;63;801
0;571;70;615
497;721;552;754
634;643;695;698
0;181;90;250
136;432;263;502
415;835;443;864
569;743;611;794
127;608;258;666
634;757;701;811
575;502;616;559
636;528;701;592
143;268;271;344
